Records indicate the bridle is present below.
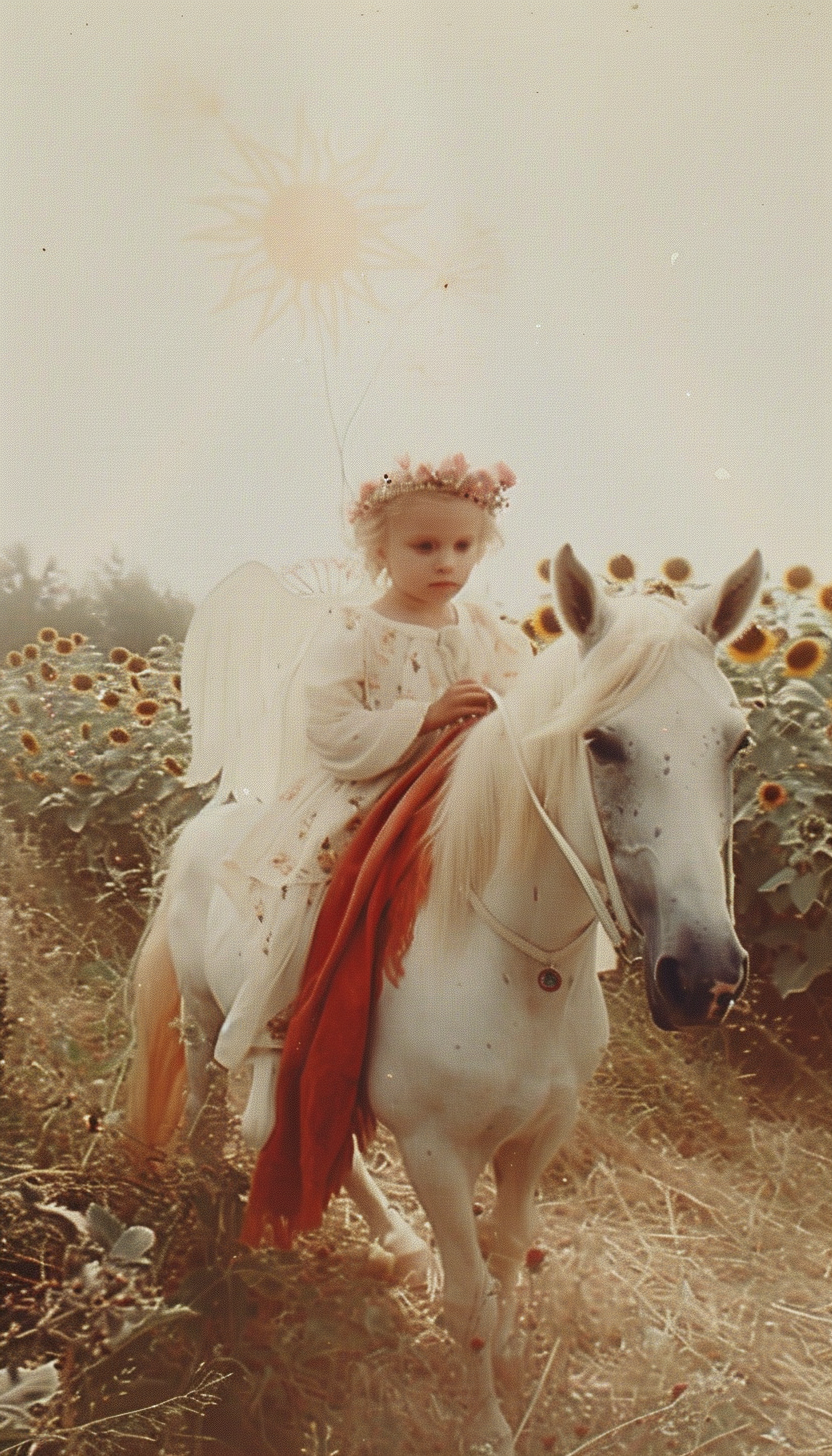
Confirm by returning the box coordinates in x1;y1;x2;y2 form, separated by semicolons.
468;690;738;975
466;691;635;968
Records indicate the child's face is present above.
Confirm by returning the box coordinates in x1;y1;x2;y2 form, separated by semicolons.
377;495;485;609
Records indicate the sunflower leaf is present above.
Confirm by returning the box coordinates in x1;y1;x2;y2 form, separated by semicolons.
758;867;795;893
773;680;827;707
789;872;822;914
85;1202;125;1249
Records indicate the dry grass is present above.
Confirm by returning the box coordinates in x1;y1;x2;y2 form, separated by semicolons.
2;825;832;1455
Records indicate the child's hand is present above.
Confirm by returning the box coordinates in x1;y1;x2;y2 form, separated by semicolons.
420;680;494;734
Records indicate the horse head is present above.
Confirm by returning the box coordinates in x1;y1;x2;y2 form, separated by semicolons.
554;544;763;1032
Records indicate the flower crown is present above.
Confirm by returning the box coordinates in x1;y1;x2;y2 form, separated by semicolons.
347;453;516;524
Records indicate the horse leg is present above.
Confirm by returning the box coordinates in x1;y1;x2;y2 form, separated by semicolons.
179;985;225;1145
342;1145;434;1283
397;1132;514;1455
238;1048;280;1150
489;1095;578;1369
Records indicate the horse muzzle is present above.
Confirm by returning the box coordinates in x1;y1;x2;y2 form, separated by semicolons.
645;934;749;1031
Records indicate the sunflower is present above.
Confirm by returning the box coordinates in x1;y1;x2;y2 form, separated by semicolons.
70;673;95;693
107;726;131;746
607;554;636;583
29;770;48;785
163;756;185;776
99;690;121;710
109;647;130;665
817;583;832;614
20;731;40;755
783;565;813;592
80;723;92;741
70;771;95;788
725;623;779;664
169;673;182;693
192;111;419;345
661;557;693;584
38;627;58;644
23;643;39;661
783;638;827;678
5;651;22;668
529;604;563;642
127;655;148;674
758;781;788;811
71;633;86;646
134;698;159;720
55;638;74;655
5;698;21;715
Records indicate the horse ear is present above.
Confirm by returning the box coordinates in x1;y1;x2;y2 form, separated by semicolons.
686;549;764;644
554;544;613;650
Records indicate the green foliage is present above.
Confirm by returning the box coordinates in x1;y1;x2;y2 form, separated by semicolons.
0;628;211;884
719;581;832;996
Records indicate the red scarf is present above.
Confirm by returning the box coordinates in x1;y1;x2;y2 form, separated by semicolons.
241;723;469;1247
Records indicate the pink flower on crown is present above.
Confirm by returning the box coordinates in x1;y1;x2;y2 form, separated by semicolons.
468;468;493;493
347;451;515;522
438;453;468;484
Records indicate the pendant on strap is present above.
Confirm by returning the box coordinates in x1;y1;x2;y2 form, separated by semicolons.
538;967;563;993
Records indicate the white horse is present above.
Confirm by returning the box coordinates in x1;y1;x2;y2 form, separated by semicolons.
126;545;762;1454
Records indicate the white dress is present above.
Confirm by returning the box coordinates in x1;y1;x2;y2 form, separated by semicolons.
213;600;532;1069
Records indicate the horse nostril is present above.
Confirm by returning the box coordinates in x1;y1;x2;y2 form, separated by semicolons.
655;955;685;1009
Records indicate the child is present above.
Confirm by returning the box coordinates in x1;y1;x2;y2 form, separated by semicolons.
212;453;532;1078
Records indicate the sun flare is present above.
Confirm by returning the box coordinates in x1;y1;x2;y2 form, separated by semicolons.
191;114;419;344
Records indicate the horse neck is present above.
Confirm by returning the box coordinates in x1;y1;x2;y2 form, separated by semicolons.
481;752;603;952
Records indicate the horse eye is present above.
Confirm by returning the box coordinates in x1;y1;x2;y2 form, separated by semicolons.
584;728;626;766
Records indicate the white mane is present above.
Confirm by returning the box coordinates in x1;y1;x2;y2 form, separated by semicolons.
430;593;716;934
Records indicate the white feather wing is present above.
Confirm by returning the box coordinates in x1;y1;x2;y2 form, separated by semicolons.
181;559;371;803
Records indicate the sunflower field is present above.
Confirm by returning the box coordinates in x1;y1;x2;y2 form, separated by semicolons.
2;565;832;998
0;630;212;893
1;574;832;1454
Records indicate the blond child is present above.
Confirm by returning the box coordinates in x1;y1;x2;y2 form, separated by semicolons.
212;454;532;1085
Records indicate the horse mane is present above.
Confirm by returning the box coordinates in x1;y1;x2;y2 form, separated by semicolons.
429;593;715;938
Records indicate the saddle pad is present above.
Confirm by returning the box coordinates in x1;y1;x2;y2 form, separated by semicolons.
241;721;469;1247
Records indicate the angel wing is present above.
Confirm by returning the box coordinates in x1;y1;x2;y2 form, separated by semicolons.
181;557;373;803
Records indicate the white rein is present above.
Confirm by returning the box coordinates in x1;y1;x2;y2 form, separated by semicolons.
475;689;635;954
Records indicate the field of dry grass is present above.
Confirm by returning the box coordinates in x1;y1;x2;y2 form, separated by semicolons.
2;823;832;1455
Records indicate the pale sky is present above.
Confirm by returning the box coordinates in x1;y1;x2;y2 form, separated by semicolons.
2;0;830;617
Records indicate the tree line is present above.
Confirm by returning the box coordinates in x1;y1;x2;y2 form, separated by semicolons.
0;544;194;656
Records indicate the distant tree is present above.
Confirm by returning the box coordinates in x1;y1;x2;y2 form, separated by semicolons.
85;550;193;653
0;544;193;656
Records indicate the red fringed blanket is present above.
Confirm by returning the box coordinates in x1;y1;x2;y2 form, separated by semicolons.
241;722;469;1247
